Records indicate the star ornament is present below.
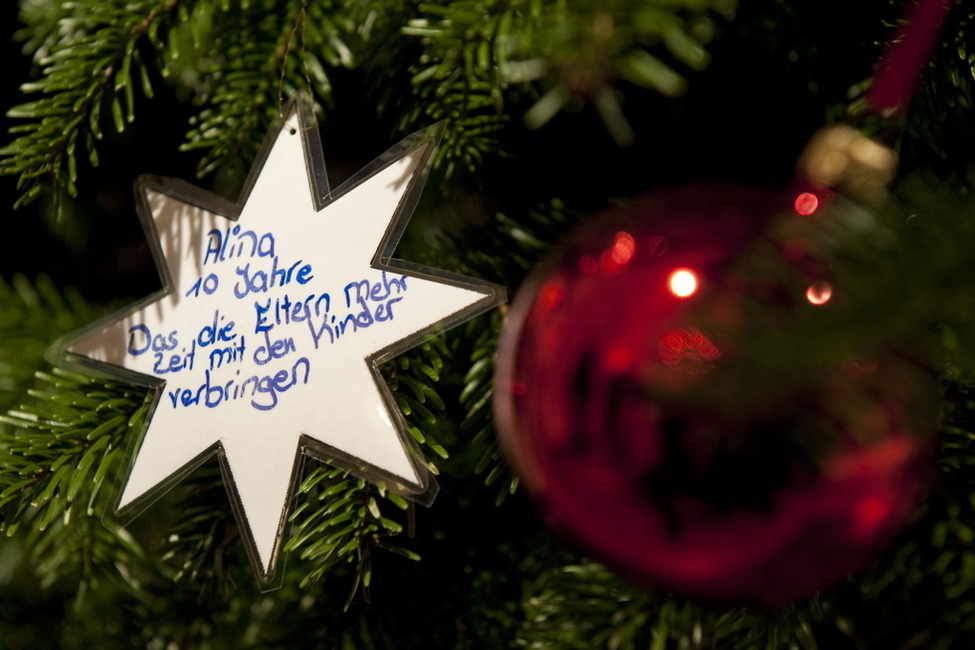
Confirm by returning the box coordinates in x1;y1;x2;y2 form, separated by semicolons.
58;97;505;587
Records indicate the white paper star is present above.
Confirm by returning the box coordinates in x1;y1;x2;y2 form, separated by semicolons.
59;97;505;586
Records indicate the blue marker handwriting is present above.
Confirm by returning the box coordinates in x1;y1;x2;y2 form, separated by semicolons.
166;358;310;411
304;271;408;349
127;309;243;375
204;226;276;265
233;256;314;299
254;293;331;332
144;231;413;411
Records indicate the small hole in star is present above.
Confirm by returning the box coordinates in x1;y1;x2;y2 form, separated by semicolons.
289;128;297;135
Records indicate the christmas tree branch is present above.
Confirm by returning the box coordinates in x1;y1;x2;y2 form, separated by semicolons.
0;0;181;208
402;0;735;164
284;340;453;604
445;199;577;503
177;0;353;180
157;462;244;605
0;368;154;596
0;275;95;411
285;466;418;609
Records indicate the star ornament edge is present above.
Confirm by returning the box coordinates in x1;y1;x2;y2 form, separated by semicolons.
54;95;507;587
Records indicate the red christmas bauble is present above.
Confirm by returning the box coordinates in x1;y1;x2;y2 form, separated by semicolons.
494;185;939;606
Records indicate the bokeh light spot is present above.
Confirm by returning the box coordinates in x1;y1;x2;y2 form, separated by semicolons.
794;192;820;216
668;268;699;298
806;281;833;305
611;232;636;265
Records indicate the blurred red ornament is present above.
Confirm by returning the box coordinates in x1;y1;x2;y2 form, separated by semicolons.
494;185;939;606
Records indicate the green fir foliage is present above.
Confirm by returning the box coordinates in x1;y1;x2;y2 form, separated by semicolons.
0;0;181;208
0;368;152;597
400;0;735;174
0;275;95;410
175;0;354;182
452;199;579;503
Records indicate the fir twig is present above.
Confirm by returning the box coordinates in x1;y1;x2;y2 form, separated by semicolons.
158;463;243;606
403;0;736;167
285;466;417;609
0;368;152;591
177;0;353;181
0;0;181;208
519;561;827;649
284;339;452;603
449;200;577;503
0;274;96;411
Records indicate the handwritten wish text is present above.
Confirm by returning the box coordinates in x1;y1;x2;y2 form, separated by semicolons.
127;226;410;412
